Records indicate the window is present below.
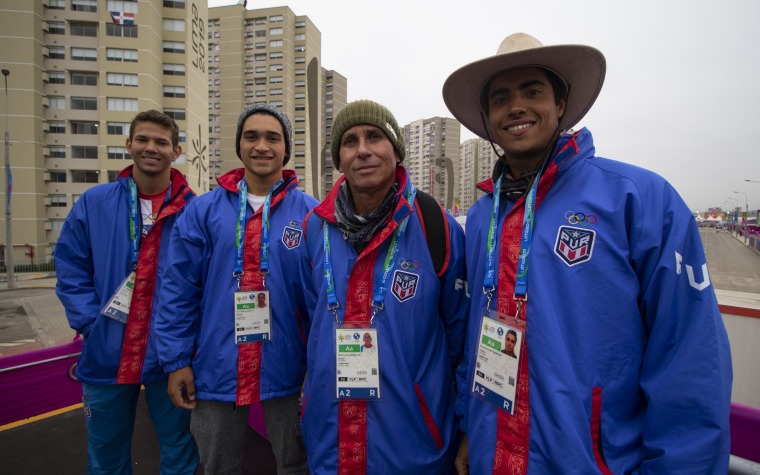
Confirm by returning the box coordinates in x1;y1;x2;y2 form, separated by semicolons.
269;40;283;48
163;63;185;76
295;80;305;88
163;41;185;53
163;108;185;121
106;73;138;87
163;86;186;98
255;30;266;37
49;170;67;182
48;96;65;109
294;139;305;146
269;27;283;35
269;15;283;22
47;71;65;84
71;170;99;183
255;90;266;97
70;22;97;37
50;195;67;207
47;0;65;10
255;42;266;50
71;146;98;159
106;48;138;62
163;19;185;31
48;46;65;59
71;96;97;110
295;21;306;28
295;57;305;64
71;0;96;12
71;48;97;61
295;69;305;76
269;88;283;96
270;64;283;72
106;24;138;38
254;54;266;61
254;17;266;25
48;21;65;35
163;0;185;7
73;194;82;204
255;78;266;85
269;52;283;60
107;97;138;112
47;146;66;158
270;77;283;84
107;122;130;135
295;104;305;111
294;93;305;99
254;66;266;74
71;121;98;135
295;34;305;40
179;131;186;143
48;121;65;133
295;116;305;122
107;146;129;159
107;170;119;182
295;46;306;53
71;71;98;86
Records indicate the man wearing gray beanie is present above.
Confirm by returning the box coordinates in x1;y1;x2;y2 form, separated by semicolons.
155;103;316;474
297;100;469;473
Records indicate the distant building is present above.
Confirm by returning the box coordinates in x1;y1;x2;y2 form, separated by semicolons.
403;117;460;210
0;1;345;266
0;0;209;265
207;4;346;199
457;138;501;214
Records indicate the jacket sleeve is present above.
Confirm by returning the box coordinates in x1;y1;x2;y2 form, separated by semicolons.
439;213;469;377
54;196;100;337
154;202;209;373
633;183;732;473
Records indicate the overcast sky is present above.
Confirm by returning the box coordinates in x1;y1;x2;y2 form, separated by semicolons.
209;0;759;213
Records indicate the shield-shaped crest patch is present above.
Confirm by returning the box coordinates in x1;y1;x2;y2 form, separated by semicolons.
554;226;595;266
391;270;418;302
281;226;302;249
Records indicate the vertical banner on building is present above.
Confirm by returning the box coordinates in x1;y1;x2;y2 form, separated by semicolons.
187;1;209;193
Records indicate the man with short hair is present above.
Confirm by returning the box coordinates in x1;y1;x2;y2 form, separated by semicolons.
443;33;732;474
298;100;468;474
155;103;315;474
55;109;198;474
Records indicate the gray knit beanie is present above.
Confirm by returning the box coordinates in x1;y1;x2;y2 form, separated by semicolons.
331;100;405;169
235;103;292;165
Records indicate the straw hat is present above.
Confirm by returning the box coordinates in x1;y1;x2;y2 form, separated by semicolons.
442;33;606;139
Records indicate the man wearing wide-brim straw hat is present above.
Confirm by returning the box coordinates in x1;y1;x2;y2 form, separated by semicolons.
444;33;731;474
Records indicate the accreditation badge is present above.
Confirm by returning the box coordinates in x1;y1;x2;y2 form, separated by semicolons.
234;290;271;344
471;315;523;414
100;271;136;323
335;327;380;400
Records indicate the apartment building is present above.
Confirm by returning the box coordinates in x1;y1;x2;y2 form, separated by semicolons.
0;0;208;265
403;117;460;211
457;137;502;214
207;4;346;199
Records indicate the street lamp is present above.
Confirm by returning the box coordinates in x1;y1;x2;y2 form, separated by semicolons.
2;69;14;289
734;191;748;213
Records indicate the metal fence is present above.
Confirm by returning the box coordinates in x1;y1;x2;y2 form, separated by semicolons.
0;262;56;283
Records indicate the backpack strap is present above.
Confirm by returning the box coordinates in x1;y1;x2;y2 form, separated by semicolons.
414;190;450;277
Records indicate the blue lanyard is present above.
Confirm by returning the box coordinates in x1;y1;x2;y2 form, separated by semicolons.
322;186;416;323
127;178;171;268
233;178;283;287
483;171;540;314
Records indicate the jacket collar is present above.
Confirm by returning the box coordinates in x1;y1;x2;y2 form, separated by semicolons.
216;168;299;195
117;165;194;200
476;128;590;194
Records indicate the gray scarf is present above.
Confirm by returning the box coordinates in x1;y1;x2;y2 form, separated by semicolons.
334;181;399;254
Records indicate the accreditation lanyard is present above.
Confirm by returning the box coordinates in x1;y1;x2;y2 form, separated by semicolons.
483;172;541;315
233;178;284;288
323;186;416;323
127;178;171;268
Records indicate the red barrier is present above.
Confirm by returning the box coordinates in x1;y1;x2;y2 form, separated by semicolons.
730;402;760;463
0;337;82;426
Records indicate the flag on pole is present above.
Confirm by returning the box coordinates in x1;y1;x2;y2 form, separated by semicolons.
110;11;135;25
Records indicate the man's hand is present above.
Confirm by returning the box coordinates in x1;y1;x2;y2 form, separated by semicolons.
167;366;197;409
455;434;469;475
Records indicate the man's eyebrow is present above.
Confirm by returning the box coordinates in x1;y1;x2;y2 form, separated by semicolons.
489;79;546;99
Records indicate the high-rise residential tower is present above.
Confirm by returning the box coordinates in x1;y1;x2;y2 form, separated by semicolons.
403;117;460;210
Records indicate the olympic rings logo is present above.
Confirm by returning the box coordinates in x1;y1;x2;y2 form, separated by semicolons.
398;258;421;270
564;211;598;226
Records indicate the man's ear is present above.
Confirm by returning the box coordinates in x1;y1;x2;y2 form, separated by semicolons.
172;145;182;162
